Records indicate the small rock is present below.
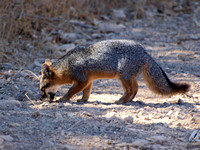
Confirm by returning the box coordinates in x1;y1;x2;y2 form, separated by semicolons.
189;35;199;40
109;116;123;124
34;58;45;67
54;112;63;122
93;100;101;105
113;9;126;19
31;111;40;118
177;99;184;105
194;130;200;142
91;33;102;39
64;143;76;150
0;99;22;110
132;139;149;147
42;102;50;106
39;140;55;150
57;43;75;51
0;135;13;142
98;22;126;33
189;130;198;142
150;135;168;144
0;137;3;145
124;116;133;124
8;123;20;128
105;112;116;118
193;115;200;124
2;63;13;70
152;144;168;150
62;33;79;42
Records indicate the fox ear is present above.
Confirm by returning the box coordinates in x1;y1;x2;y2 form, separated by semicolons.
44;59;52;66
42;64;53;78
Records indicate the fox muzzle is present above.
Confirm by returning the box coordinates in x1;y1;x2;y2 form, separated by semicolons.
40;88;47;100
49;92;55;102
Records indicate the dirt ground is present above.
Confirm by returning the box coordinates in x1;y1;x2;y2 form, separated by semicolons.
0;5;200;150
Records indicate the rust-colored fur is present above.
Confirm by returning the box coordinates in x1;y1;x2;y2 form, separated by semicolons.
39;40;190;104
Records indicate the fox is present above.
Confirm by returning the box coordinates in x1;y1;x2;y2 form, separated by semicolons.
40;39;190;104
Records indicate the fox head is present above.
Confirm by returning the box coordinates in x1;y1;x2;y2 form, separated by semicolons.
40;59;60;101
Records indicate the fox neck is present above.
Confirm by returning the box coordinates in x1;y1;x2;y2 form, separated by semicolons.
52;69;73;85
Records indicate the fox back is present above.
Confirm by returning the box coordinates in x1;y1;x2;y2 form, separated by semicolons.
40;40;190;103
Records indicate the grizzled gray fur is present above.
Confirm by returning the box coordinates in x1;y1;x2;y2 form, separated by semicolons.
40;40;190;104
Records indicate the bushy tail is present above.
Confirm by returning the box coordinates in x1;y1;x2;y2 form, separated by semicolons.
142;59;190;95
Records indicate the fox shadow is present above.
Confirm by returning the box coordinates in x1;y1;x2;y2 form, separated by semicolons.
64;98;198;109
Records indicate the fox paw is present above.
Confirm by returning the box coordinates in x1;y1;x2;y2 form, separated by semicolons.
56;97;69;103
77;99;88;103
115;99;125;104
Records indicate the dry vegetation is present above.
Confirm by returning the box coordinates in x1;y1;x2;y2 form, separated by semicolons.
0;0;195;68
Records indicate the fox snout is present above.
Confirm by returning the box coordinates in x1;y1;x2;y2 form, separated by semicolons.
40;82;57;102
40;88;47;100
40;88;56;102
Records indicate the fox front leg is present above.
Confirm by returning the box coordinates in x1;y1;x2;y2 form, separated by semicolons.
57;81;90;102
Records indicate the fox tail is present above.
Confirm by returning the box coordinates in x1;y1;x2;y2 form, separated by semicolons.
142;59;190;96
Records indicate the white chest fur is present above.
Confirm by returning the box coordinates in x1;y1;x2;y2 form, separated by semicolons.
46;85;61;94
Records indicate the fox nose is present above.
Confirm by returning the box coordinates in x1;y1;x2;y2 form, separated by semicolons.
40;90;47;100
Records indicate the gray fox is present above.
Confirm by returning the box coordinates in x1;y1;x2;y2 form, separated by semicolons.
40;40;190;104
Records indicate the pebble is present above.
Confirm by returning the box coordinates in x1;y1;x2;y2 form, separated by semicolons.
54;112;63;122
152;144;168;150
92;33;102;39
105;111;115;118
57;43;75;51
150;135;168;144
0;135;14;142
124;116;133;124
42;102;50;106
192;115;200;124
109;116;123;124
113;9;126;19
8;123;20;128
177;99;184;105
34;58;45;67
189;130;199;142
62;33;79;42
0;137;3;145
31;111;40;118
0;99;22;110
98;22;126;33
132;139;149;147
64;144;76;150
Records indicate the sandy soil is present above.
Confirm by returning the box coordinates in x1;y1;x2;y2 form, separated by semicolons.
0;10;200;150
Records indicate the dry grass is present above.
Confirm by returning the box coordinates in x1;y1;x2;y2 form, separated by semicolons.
0;0;195;68
0;0;127;41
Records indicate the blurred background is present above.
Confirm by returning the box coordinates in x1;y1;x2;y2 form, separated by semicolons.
0;0;199;69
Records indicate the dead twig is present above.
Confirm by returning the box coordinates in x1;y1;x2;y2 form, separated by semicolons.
23;70;40;80
66;120;84;131
25;92;36;106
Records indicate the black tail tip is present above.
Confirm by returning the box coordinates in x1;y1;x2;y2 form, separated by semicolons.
174;82;190;93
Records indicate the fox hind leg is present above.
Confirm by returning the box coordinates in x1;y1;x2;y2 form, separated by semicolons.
115;77;138;104
127;78;138;102
77;82;93;102
115;78;133;104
